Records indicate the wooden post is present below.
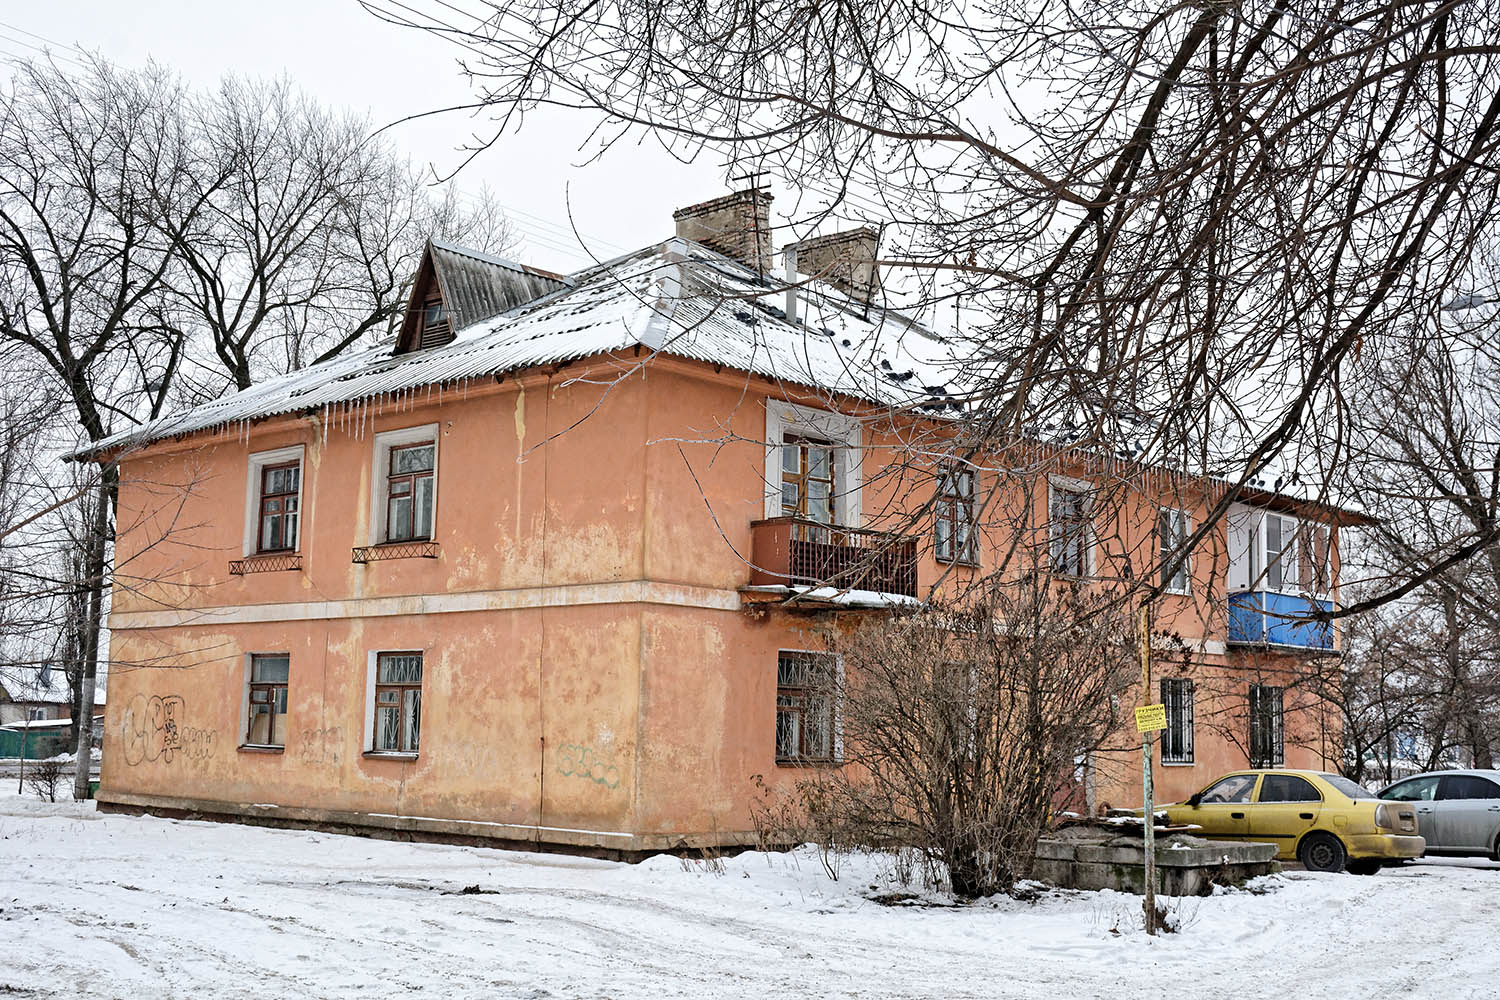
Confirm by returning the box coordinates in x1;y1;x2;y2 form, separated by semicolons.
1141;603;1157;936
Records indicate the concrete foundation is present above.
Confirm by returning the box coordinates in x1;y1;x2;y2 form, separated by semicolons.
1035;827;1279;896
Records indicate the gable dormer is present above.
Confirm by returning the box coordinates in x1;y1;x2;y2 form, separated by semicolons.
395;239;570;355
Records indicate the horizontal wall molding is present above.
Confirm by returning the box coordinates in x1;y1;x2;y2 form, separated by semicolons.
109;579;742;631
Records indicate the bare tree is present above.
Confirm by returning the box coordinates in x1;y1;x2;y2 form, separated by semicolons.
164;76;517;396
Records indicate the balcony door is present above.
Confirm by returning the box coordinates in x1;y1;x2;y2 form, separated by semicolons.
781;436;837;532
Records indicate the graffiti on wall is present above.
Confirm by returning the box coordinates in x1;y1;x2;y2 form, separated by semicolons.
450;740;502;776
557;743;621;790
120;694;217;766
297;726;343;766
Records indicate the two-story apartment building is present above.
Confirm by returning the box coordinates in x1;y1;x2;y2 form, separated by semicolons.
84;189;1359;853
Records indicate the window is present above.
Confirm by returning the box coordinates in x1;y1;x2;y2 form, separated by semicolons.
372;652;423;754
936;466;978;565
775;652;837;763
1158;508;1191;593
1160;678;1194;764
418;296;451;349
1200;774;1257;804
1380;775;1439;802
26;707;46;722
1298;523;1331;595
1439;775;1500;800
257;462;300;553
764;402;863;527
1264;515;1298;591
246;654;290;747
1259;774;1321;803
781;436;836;525
369;426;440;546
1049;483;1093;577
385;442;435;542
1248;684;1285;768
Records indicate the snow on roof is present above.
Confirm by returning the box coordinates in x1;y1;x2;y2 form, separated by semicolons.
0;666;72;705
77;238;966;459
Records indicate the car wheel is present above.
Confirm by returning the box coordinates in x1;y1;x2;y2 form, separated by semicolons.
1346;858;1381;876
1299;832;1347;873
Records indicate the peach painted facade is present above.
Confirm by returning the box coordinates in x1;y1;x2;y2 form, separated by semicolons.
98;344;1345;853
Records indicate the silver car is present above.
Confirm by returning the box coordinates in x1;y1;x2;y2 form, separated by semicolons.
1376;769;1500;860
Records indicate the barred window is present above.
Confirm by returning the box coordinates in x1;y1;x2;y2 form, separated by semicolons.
1160;678;1194;764
373;652;423;754
1249;684;1285;768
935;466;978;565
776;652;837;764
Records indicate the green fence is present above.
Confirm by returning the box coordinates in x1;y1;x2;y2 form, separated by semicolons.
0;727;73;760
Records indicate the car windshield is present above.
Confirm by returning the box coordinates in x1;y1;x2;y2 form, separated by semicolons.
1319;773;1377;800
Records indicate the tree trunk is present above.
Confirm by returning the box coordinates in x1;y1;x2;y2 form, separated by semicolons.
71;469;114;800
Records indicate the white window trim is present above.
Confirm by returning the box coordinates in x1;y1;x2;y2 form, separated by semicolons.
775;648;845;765
764;402;862;527
239;652;289;750
1047;474;1095;577
363;648;423;758
242;445;305;557
1159;506;1193;596
368;424;440;546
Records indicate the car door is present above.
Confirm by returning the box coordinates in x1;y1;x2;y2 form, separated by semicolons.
1436;775;1500;854
1186;773;1260;840
1379;775;1444;850
1249;773;1323;856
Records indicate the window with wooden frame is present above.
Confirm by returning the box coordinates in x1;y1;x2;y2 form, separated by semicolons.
1158;507;1191;594
385;441;435;542
372;652;423;754
1048;483;1093;577
1160;677;1194;764
935;466;978;565
257;461;301;553
776;651;837;764
1248;684;1285;768
781;436;837;528
245;654;290;747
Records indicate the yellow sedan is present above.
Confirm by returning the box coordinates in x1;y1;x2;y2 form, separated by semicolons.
1163;769;1424;874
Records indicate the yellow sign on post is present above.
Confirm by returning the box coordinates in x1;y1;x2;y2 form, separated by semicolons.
1135;703;1168;733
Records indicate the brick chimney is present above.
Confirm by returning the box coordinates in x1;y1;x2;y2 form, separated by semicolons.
673;188;774;274
782;227;880;303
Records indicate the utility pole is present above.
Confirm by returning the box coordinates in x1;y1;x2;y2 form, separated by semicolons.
1139;603;1159;936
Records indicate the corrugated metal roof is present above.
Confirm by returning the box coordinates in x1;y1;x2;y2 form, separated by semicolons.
428;238;571;332
77;238;966;458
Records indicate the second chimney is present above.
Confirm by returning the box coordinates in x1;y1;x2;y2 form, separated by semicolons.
673;188;774;275
782;227;881;304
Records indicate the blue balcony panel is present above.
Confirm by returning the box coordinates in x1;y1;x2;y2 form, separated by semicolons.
1226;591;1334;650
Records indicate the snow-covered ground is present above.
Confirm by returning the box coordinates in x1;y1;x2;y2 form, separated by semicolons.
1;795;1496;999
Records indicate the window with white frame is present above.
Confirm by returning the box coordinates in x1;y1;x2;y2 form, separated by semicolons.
1160;678;1194;764
372;651;423;754
244;654;290;747
1158;507;1191;593
243;446;305;557
775;651;838;764
1248;684;1285;768
1263;514;1298;592
369;425;439;545
764;403;862;528
1048;481;1093;577
936;465;978;565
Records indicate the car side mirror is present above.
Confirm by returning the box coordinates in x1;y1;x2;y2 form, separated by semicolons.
1187;793;1203;808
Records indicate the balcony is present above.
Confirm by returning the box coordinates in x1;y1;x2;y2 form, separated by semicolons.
748;517;918;600
1227;591;1334;651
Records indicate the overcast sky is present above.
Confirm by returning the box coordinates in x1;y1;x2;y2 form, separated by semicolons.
0;1;729;271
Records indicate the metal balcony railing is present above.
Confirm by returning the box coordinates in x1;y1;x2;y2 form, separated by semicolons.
749;517;918;598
